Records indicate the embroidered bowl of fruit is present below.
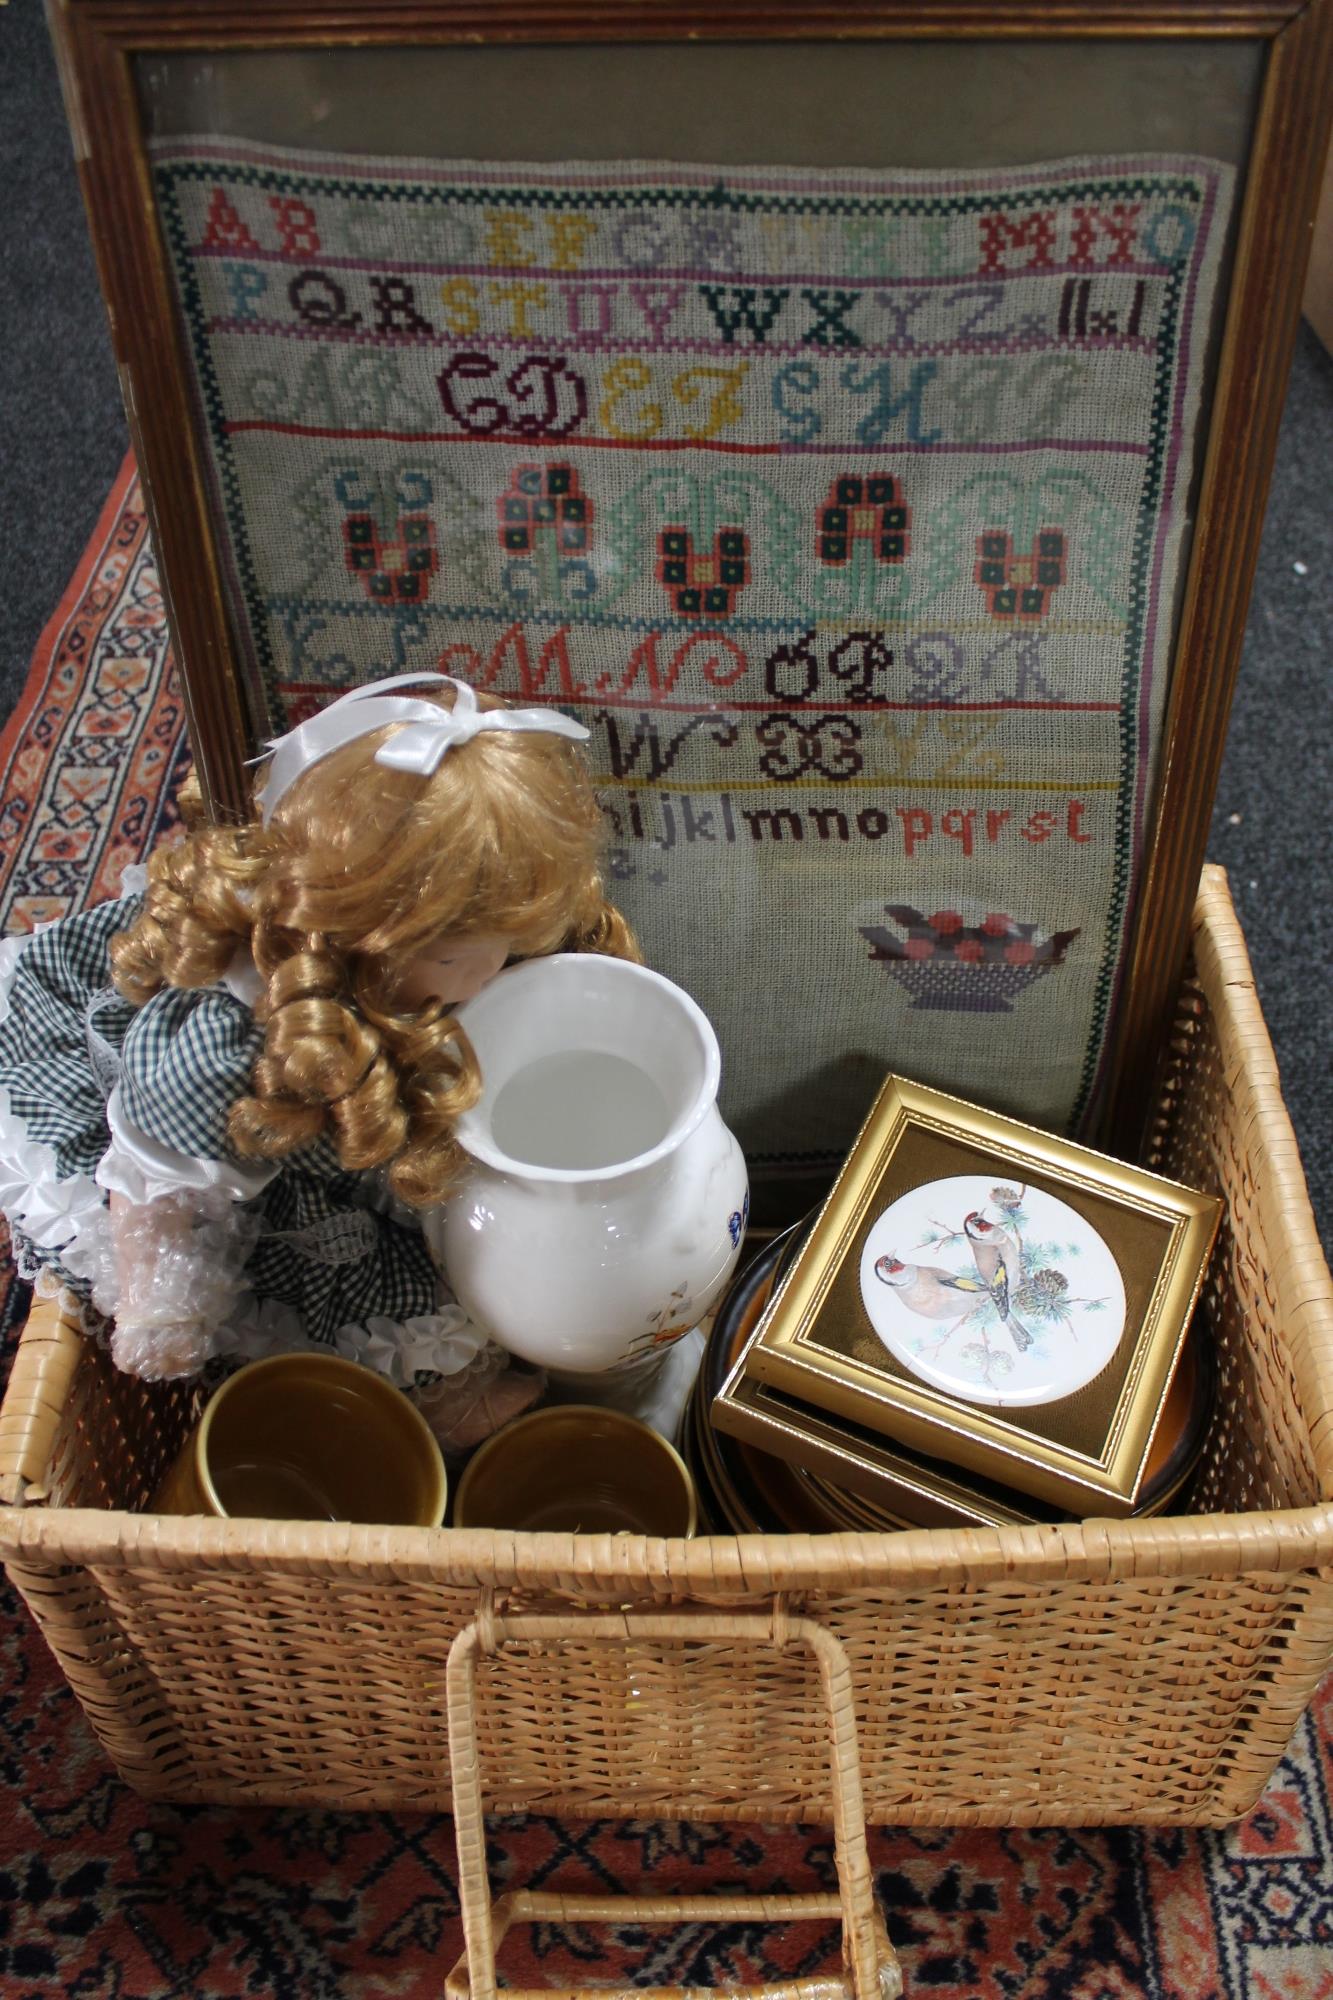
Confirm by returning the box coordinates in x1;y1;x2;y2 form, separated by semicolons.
858;906;1081;1013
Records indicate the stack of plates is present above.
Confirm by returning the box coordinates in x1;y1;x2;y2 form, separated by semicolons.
684;1222;1214;1534
684;1221;857;1532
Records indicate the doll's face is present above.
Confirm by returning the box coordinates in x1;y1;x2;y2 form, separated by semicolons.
399;933;512;1008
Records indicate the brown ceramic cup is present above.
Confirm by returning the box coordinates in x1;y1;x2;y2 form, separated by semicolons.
153;1351;447;1526
453;1403;698;1536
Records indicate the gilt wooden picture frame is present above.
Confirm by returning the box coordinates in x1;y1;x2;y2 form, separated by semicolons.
726;1072;1221;1514
47;0;1333;1215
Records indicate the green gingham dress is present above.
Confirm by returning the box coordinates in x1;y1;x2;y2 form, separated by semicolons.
0;889;483;1382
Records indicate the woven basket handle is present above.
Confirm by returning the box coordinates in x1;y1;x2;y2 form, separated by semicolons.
0;1290;85;1507
444;1599;901;2000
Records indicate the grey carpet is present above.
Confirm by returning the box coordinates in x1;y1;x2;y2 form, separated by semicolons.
1;0;128;712
1208;329;1333;1256
2;4;1329;1246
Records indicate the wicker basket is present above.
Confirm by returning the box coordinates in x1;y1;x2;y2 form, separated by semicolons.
2;865;1331;1873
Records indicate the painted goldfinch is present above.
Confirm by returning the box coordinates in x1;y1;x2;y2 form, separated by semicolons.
963;1213;1034;1351
874;1254;990;1320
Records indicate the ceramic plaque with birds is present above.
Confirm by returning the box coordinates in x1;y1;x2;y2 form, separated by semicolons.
859;1176;1127;1406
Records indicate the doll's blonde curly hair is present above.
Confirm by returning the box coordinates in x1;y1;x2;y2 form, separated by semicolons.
111;686;638;1205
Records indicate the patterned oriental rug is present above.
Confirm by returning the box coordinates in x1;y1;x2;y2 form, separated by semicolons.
1;461;1331;1998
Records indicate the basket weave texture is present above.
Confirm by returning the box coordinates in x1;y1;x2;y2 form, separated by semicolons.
0;866;1330;1831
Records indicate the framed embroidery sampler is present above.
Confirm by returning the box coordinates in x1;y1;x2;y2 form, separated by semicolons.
50;2;1333;1220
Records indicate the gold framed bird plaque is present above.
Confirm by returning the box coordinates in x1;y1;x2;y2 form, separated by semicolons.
720;1074;1220;1515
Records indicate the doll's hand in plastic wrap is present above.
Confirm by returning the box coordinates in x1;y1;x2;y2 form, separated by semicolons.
408;1343;546;1457
103;1191;261;1381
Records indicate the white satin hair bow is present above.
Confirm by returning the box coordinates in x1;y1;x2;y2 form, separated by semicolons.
252;673;590;823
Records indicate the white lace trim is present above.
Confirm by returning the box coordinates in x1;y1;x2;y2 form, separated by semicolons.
96;1085;278;1206
0;1082;108;1256
262;1209;380;1265
333;1307;489;1385
218;1289;489;1386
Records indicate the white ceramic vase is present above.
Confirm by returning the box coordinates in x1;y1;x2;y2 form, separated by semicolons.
432;954;748;1380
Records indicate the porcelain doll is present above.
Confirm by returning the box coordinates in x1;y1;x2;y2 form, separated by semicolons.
0;673;637;1447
